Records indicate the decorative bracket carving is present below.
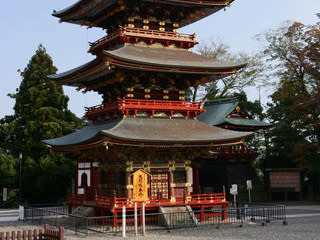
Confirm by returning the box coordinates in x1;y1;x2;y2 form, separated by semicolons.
126;161;133;171
168;161;176;171
184;160;191;170
143;161;150;172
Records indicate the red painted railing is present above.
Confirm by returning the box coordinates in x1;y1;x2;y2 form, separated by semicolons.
89;28;122;47
121;99;202;110
84;98;205;120
84;102;119;115
68;192;226;209
122;26;196;41
189;193;226;203
89;26;198;54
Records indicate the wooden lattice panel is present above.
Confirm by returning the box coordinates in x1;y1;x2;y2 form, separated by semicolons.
151;172;169;199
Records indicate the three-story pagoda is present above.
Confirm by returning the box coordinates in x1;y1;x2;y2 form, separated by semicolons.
45;0;252;223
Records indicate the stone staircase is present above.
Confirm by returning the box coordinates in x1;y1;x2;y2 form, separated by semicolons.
159;205;199;228
72;206;95;217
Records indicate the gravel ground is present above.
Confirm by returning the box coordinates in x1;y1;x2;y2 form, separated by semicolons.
1;206;320;240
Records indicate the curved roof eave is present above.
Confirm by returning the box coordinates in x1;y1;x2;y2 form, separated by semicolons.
53;0;232;17
225;118;273;128
47;45;246;84
43;118;253;148
103;45;246;71
47;57;106;83
53;0;235;28
43;119;122;146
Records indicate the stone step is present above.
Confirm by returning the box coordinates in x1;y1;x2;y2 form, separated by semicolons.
159;205;198;227
72;206;95;217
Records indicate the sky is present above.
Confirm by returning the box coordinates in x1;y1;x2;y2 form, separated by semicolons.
1;0;319;119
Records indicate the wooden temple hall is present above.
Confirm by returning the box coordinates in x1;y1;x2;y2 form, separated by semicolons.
44;0;270;221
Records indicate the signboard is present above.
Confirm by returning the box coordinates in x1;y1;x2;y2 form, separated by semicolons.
269;171;300;192
230;184;238;195
246;180;252;190
133;169;149;202
3;188;7;201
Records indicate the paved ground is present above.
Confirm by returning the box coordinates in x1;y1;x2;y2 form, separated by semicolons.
1;204;320;240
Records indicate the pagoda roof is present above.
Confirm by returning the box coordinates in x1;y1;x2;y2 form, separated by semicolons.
53;0;235;29
43;117;252;151
198;98;272;130
48;44;245;86
103;45;244;70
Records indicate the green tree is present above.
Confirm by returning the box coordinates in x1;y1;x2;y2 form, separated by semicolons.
261;21;320;198
262;22;320;169
6;45;82;161
0;148;17;188
190;40;264;101
22;154;75;203
2;45;83;203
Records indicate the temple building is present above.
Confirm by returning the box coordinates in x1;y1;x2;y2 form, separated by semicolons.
198;98;271;196
44;0;260;223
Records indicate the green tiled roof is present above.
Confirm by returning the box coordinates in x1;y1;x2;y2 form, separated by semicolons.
198;99;237;126
225;118;272;127
198;98;271;128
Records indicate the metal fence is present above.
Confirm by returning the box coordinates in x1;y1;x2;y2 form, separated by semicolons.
24;204;287;236
24;206;68;220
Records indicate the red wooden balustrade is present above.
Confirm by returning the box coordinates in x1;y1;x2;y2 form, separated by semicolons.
89;26;197;53
122;26;196;41
68;192;226;209
84;98;205;120
0;225;65;240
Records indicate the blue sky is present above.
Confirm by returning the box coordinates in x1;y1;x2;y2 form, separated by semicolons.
1;0;319;119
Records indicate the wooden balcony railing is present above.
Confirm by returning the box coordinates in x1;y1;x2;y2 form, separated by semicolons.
84;98;205;120
122;26;196;42
189;193;226;203
68;192;227;209
89;26;198;54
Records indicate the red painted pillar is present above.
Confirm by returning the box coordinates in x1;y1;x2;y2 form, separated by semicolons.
68;205;72;214
113;209;118;228
222;204;227;220
200;205;204;222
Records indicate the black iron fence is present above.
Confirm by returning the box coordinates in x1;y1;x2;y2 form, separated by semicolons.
24;206;68;219
24;204;287;236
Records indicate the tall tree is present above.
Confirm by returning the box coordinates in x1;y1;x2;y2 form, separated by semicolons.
260;21;320;198
6;45;82;161
262;22;320;171
2;45;83;203
190;40;264;101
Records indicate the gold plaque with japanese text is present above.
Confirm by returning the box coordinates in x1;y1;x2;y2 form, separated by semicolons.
133;169;149;202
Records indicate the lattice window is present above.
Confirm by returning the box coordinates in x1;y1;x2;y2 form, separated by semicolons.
150;171;169;199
